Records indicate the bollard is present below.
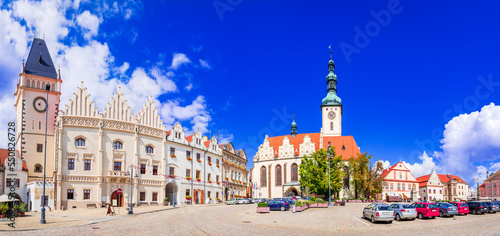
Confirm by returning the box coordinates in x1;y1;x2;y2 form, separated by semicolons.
292;204;296;213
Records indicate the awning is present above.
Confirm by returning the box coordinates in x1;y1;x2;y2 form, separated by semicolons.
0;194;20;203
402;193;409;200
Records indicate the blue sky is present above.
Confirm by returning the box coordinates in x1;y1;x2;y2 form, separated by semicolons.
0;0;499;188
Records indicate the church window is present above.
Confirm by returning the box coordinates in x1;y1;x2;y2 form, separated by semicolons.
34;164;42;173
37;144;43;152
276;165;282;186
261;166;267;187
146;145;154;154
113;141;123;150
291;163;298;182
330;122;333;130
75;138;85;147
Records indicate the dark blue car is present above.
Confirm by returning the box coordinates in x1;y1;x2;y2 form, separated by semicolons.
268;200;290;211
273;198;295;205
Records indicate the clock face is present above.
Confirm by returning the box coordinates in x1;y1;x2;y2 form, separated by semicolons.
33;97;47;113
328;111;336;120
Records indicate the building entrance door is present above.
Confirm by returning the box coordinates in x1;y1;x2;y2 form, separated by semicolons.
111;190;123;207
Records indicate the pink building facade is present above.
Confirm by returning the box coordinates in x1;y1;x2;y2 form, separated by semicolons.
381;162;419;201
483;170;500;200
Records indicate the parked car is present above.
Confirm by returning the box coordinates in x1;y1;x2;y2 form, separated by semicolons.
389;203;417;221
268;200;290;211
466;201;488;215
450;202;469;215
273;198;295;205
235;198;246;204
492;202;500;212
484;202;499;213
362;204;394;223
252;198;262;203
412;202;439;219
436;202;459;217
243;198;251;204
226;199;237;205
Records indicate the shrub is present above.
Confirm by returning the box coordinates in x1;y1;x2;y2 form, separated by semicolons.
295;201;303;206
361;197;367;200
20;203;28;213
13;205;21;213
0;203;8;215
257;202;268;207
315;197;324;203
311;196;316;202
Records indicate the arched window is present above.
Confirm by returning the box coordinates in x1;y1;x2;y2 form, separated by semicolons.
276;165;282;186
113;141;123;150
343;166;350;189
291;163;298;182
146;145;154;154
330;122;333;130
260;166;267;187
34;164;43;173
75;138;85;147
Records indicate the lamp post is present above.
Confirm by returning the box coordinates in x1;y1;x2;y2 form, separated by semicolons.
328;141;331;207
126;166;138;214
40;84;50;224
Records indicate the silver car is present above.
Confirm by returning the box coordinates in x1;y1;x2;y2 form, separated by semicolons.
363;204;394;223
390;203;417;221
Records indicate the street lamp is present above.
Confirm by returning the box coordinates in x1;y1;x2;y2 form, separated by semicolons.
40;84;50;224
328;141;331;207
126;166;138;214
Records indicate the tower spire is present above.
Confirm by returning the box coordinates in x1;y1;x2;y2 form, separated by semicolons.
321;45;342;105
291;114;297;137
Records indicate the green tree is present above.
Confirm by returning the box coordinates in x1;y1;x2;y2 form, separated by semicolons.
299;147;344;199
363;160;384;198
348;153;384;199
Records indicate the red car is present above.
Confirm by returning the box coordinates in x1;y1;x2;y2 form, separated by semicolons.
412;202;440;219
450;202;469;215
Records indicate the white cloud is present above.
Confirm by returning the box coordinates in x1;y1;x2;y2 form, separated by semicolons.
377;160;391;170
436;103;500;184
219;133;234;144
403;151;437;178
170;53;190;70
199;59;210;69
76;10;101;40
185;83;193;91
160;96;211;134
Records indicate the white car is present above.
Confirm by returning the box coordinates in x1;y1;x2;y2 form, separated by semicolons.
236;198;246;204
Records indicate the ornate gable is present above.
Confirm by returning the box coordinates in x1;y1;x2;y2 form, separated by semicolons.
299;135;315;157
136;96;164;130
61;81;99;117
102;87;134;122
278;136;294;159
257;135;274;161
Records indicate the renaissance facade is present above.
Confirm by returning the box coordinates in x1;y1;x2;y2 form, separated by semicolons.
251;50;361;200
12;38;224;210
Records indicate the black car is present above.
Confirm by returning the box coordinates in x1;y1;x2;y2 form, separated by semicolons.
467;201;488;215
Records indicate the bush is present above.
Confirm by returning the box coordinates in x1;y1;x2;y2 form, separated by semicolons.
163;197;168;202
257;202;268;207
296;201;303;206
315;198;324;203
13;205;21;213
311;196;316;202
0;203;8;215
20;203;28;213
361;197;367;200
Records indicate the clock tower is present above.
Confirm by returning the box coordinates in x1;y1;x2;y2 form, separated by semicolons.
321;47;342;137
14;38;62;180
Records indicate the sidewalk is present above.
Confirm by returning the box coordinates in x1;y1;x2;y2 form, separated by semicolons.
0;205;180;231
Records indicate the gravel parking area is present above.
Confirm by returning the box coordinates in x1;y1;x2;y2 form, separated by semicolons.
3;203;500;235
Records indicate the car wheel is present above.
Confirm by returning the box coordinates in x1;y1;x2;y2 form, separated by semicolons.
388;221;392;224
280;206;285;211
371;216;375;223
362;212;365;219
410;218;416;221
464;213;467;215
418;213;423;219
450;215;454;218
396;214;401;221
439;211;443;217
431;217;435;219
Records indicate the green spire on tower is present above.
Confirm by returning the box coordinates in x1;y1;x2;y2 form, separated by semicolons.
291;114;297;137
322;45;342;105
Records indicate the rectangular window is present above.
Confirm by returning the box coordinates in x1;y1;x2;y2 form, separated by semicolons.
186;151;191;158
208;173;211;181
216;175;219;183
84;159;91;171
208;191;211;199
140;164;146;174
433;189;436;194
67;189;74;199
402;184;405;191
114;162;122;171
68;158;75;170
216;192;219;199
169;167;175;176
6;179;20;188
186;189;190;196
140;192;146;201
196;153;201;162
186;169;191;178
37;144;43;152
390;184;393;190
216;159;219;166
153;165;158;175
170;147;175;156
84;189;90;200
208;156;211;163
153;192;158;201
196;170;201;179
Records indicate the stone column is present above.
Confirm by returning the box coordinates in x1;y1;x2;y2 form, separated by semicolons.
106;178;111;204
97;180;102;207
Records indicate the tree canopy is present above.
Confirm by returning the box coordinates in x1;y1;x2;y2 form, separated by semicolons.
299;147;344;198
348;152;384;199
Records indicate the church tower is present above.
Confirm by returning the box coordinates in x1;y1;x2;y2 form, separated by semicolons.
14;38;62;180
321;46;342;137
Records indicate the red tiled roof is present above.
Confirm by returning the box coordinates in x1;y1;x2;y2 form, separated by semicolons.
186;134;193;143
416;175;430;183
416;174;468;187
381;162;403;178
480;183;485;188
267;133;360;161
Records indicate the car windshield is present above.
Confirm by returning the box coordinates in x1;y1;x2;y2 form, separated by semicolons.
378;206;391;211
402;205;414;209
428;204;437;208
460;203;468;207
441;203;452;207
480;203;488;206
